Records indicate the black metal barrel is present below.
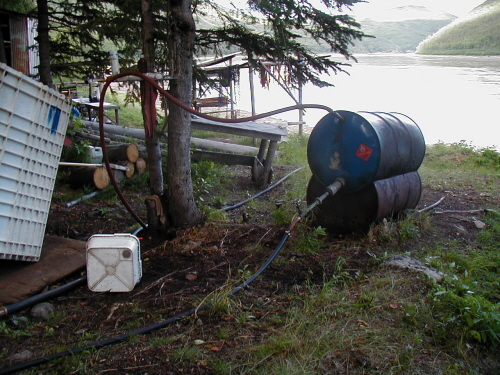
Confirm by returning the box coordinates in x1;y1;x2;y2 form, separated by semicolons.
307;111;425;192
306;171;422;234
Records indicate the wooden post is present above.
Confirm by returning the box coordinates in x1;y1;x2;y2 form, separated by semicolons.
249;64;256;117
249;63;257;146
135;156;148;174
230;57;235;119
298;80;304;136
115;161;135;178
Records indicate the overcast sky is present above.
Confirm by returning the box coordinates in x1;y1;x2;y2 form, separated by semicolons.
353;0;485;18
217;0;486;18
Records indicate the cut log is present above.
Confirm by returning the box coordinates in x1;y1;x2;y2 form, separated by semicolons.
114;161;135;178
135;157;147;174
105;143;139;163
69;166;110;190
112;169;126;184
81;121;147;140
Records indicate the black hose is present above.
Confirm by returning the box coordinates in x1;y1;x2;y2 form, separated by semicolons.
0;226;145;320
0;276;87;319
98;71;335;228
1;178;343;373
0;230;291;374
223;167;304;211
0;166;294;320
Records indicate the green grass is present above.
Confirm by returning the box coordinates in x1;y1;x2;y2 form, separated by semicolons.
425;211;500;347
192;140;499;374
233;270;440;374
13;131;500;373
417;2;500;55
213;209;500;372
419;141;500;191
106;93;145;128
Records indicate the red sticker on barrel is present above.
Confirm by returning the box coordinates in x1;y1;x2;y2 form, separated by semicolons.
355;143;373;162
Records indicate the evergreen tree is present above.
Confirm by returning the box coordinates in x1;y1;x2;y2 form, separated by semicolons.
162;0;365;229
195;0;364;88
36;0;366;232
0;0;36;13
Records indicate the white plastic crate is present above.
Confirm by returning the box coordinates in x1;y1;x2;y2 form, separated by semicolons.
0;63;71;261
86;234;142;292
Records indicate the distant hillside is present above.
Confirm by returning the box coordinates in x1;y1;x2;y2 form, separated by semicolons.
417;0;500;55
353;19;453;53
352;5;456;53
194;5;457;55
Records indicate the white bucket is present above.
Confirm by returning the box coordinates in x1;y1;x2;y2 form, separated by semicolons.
86;234;142;292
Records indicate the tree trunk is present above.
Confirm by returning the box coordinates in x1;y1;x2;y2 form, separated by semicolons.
140;0;161;196
141;0;170;233
37;0;53;88
167;0;202;227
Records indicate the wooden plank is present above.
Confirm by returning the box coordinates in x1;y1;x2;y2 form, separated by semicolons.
84;102;120;110
59;162;130;171
191;117;287;141
82;119;286;143
197;52;241;68
191;150;256;166
191;137;259;155
0;236;86;304
193;97;228;109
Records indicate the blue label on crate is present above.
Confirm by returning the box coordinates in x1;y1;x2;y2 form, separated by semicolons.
48;105;61;134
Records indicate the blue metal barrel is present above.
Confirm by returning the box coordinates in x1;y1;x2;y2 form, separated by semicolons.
307;111;425;192
306;171;422;234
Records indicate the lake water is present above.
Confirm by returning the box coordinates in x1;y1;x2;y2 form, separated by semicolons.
233;54;500;150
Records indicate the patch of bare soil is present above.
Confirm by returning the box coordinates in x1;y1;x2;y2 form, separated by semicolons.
1;164;499;374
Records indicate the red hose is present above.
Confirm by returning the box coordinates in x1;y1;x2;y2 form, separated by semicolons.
98;71;334;227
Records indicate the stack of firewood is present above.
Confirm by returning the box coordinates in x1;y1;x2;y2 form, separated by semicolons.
67;143;148;189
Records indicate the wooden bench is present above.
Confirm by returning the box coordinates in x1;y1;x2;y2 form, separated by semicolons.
72;99;120;125
190;116;287;187
193;96;229;112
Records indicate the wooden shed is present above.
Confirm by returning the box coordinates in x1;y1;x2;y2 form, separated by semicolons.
0;8;39;77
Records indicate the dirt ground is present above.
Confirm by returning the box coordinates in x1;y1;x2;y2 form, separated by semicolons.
1;163;499;374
